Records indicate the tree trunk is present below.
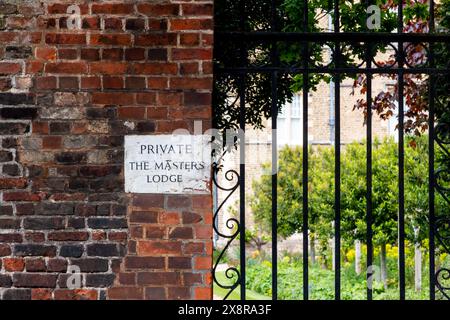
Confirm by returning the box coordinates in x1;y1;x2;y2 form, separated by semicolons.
355;240;362;275
310;234;316;265
414;242;422;292
380;243;388;290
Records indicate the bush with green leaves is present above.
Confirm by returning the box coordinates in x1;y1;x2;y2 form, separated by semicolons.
250;135;448;286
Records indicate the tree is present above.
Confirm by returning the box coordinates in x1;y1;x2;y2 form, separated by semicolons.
214;0;445;130
250;136;444;289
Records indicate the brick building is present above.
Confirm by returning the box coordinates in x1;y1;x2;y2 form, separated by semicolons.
0;0;213;300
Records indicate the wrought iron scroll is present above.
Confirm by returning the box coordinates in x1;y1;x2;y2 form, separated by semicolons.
212;162;241;300
434;108;450;299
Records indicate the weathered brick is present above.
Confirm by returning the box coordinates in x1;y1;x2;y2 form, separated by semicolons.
86;244;119;257
194;256;212;270
3;257;25;271
183;272;203;286
182;212;203;224
53;289;98;300
58;48;78;60
92;92;135;105
14;244;56;257
182;4;214;16
31;289;52;300
132;194;164;208
45;62;87;74
55;152;87;164
15;203;34;216
5;46;32;59
0;3;18;14
35;47;56;60
170;18;212;31
0;62;21;75
24;232;45;243
13;273;57;288
81;48;100;61
60;245;83;258
25;258;46;272
0;178;27;189
1;108;38;119
118;273;135;286
59;77;79;90
90;34;131;46
102;17;121;29
0;218;21;229
67;217;85;229
47;259;67;272
0;274;12;287
35;203;74;215
45;33;86;45
0;122;30;135
145;226;165;239
49;122;71;134
169;227;193;239
168;257;192;269
48;231;89;241
2;289;31;300
108;287;143;300
137;272;180;285
124;257;165;269
137;241;182;256
0;233;23;244
137;3;179;16
92;3;134;14
145;287;166;300
88;218;127;229
70;258;109;272
85;274;115;288
129;211;158;223
167;287;191;300
0;205;13;216
23;217;64;230
0;93;34;105
194;287;212;300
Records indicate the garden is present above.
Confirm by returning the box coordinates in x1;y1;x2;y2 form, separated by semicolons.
214;136;449;300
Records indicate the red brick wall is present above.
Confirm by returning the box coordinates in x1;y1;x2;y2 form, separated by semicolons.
0;0;213;300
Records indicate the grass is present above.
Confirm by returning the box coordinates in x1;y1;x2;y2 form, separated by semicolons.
213;271;271;300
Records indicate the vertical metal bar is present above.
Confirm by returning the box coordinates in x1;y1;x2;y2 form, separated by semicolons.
398;73;406;301
271;72;278;300
302;0;309;301
366;52;374;301
238;0;246;301
428;75;436;301
428;0;436;301
334;0;341;301
397;0;406;301
365;0;373;301
239;73;246;301
270;0;278;301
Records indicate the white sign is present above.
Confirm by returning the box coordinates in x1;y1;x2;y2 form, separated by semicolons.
125;135;211;194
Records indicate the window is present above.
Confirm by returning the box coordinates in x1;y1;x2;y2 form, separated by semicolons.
277;93;303;146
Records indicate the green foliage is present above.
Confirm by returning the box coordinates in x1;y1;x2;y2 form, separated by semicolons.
245;254;434;300
250;136;446;248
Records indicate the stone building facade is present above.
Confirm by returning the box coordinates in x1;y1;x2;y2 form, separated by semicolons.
0;0;213;300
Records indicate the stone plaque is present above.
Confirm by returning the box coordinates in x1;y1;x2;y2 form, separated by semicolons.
125;135;211;194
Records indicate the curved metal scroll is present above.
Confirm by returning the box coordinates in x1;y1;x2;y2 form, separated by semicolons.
434;81;450;299
212;162;241;300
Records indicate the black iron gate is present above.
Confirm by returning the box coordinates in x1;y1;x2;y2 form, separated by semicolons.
212;0;450;300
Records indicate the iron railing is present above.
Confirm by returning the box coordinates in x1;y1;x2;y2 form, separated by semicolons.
213;0;450;300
